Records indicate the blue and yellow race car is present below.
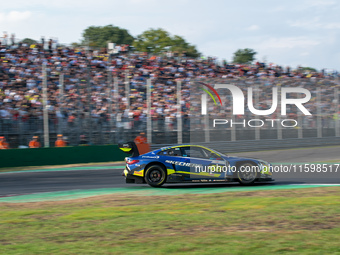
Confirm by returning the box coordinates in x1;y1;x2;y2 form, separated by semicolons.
119;142;273;187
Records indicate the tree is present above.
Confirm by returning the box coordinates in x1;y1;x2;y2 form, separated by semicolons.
170;35;200;58
133;28;172;54
20;38;37;45
82;25;134;48
71;42;82;48
133;28;200;57
300;67;317;72
232;48;257;64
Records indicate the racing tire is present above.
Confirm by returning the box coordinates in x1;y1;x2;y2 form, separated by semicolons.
144;165;167;187
236;162;258;185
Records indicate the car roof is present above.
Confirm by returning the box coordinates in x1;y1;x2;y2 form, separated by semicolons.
157;144;222;156
160;144;205;150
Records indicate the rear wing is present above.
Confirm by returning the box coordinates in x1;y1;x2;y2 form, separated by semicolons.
118;142;140;157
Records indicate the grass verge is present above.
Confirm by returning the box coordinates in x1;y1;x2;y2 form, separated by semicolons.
0;187;339;254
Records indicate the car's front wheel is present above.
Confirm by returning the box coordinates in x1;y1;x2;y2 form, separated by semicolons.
237;162;258;185
144;165;167;187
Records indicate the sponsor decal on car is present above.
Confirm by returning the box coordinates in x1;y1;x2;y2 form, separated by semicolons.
133;170;144;176
165;160;201;167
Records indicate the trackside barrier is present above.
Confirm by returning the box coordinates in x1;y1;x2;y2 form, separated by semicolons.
0;145;126;168
1;137;339;169
150;137;340;154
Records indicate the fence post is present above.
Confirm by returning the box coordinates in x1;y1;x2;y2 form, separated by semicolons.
147;79;152;144
114;77;119;143
107;56;113;143
298;111;303;139
75;80;82;145
231;115;236;141
42;63;50;147
125;70;130;110
86;60;93;144
177;80;183;144
204;112;210;142
255;85;260;140
59;73;64;134
335;88;339;137
277;85;282;140
317;88;322;138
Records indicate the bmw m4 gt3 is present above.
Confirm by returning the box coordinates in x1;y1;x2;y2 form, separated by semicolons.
119;142;273;187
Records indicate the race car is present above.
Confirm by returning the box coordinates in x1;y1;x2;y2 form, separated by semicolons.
119;142;274;187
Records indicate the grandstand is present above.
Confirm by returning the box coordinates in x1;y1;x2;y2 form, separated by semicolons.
0;37;339;147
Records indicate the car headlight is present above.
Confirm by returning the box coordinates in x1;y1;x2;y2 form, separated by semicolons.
259;161;272;175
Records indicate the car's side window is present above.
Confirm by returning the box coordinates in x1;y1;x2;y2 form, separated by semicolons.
181;146;206;159
169;148;182;157
191;147;205;158
158;148;182;156
180;147;191;157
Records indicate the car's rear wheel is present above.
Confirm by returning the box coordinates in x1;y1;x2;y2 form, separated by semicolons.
237;162;258;185
145;165;167;187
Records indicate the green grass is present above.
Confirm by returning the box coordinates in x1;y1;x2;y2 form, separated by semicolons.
0;187;339;254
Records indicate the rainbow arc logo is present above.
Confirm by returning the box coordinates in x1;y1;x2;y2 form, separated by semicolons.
199;82;222;106
199;83;312;116
199;82;222;115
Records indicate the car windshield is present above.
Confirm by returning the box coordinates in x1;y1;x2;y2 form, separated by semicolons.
204;147;227;157
201;147;227;157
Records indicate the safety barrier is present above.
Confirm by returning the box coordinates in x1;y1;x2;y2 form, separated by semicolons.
0;145;126;168
1;137;339;168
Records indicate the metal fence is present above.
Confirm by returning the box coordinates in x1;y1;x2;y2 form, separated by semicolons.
1;111;339;148
150;137;340;153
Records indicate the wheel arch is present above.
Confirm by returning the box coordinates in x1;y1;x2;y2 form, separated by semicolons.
144;161;167;177
235;160;258;169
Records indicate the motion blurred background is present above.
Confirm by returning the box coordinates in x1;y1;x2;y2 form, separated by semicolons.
1;0;340;148
0;35;339;148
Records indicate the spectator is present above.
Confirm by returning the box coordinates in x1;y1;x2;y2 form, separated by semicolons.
0;33;339;147
0;136;9;149
63;136;69;146
134;132;147;144
10;34;15;46
78;135;89;145
55;134;67;147
29;136;41;148
48;38;53;51
134;132;150;154
2;31;7;45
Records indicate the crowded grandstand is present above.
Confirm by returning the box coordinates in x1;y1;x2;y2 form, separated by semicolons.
0;35;339;147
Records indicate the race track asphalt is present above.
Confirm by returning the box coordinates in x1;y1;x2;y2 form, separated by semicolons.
1;146;339;197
